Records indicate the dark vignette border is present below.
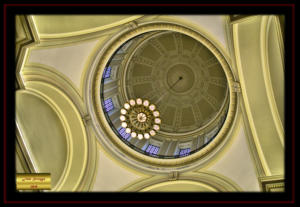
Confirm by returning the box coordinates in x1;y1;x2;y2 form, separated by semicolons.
2;3;295;204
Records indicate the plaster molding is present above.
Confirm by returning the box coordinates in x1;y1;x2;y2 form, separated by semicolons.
232;15;284;176
121;171;242;192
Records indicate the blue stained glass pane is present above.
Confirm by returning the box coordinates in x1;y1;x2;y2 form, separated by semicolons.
104;98;114;112
150;146;156;154
153;147;159;155
103;67;112;79
104;99;111;104
105;101;113;106
119;127;125;133
179;148;190;157
146;145;152;153
145;145;160;155
105;104;113;110
105;106;113;112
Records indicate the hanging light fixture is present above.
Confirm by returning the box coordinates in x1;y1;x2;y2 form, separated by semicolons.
120;98;161;139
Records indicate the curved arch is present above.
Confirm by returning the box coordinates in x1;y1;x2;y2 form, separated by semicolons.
121;171;242;192
233;15;284;176
21;80;97;191
16;89;69;189
86;22;238;174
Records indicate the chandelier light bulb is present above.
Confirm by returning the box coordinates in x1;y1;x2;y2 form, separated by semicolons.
144;133;150;139
120;108;127;115
149;104;156;111
120;115;126;121
138;134;143;139
153;111;160;117
153;125;160;131
125;128;131;133
129;99;136;106
154;118;161;124
136;98;142;105
131;132;137;138
121;122;127;128
124;103;130;109
143;100;149;107
149;130;156;136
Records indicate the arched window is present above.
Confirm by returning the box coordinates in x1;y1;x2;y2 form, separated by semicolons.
179;148;191;157
104;98;114;112
103;66;112;79
118;127;131;140
145;144;160;155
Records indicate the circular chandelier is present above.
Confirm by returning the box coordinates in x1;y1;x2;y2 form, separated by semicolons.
120;98;161;140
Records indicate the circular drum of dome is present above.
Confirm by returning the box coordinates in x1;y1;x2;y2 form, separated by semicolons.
90;23;238;171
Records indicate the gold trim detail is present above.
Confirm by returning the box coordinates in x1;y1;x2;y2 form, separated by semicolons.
259;175;284;192
16;173;51;190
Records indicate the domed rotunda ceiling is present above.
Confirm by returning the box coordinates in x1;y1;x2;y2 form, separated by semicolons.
124;31;228;134
98;26;231;162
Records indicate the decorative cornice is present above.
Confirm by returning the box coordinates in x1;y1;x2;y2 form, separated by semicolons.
259;175;285;192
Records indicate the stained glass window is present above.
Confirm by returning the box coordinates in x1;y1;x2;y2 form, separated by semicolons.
104;98;114;112
118;127;131;140
145;144;160;155
103;66;112;79
179;148;191;157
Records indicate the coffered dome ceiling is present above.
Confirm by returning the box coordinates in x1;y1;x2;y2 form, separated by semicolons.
124;31;228;134
96;24;233;163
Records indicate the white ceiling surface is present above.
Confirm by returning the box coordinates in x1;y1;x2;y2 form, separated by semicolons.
28;39;100;91
25;17;260;191
207;122;260;191
92;148;143;191
173;15;229;54
27;16;229;93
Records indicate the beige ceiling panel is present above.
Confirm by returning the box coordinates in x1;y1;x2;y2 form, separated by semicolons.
170;15;229;54
32;15;142;38
92;147;143;191
157;33;176;51
132;83;153;98
132;63;153;76
233;15;284;176
16;90;68;188
140;44;161;61
28;39;100;93
208;120;260;191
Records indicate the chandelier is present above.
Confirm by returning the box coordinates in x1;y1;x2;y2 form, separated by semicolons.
120;98;161;139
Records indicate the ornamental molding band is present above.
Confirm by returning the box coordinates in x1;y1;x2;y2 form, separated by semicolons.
121;171;242;192
259;175;285;192
232;15;284;176
86;22;238;173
